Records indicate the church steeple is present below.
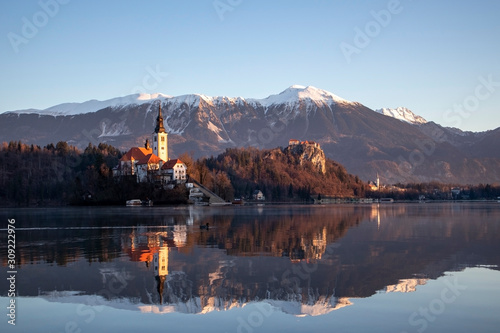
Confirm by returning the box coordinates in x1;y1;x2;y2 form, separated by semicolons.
155;103;166;133
152;101;168;162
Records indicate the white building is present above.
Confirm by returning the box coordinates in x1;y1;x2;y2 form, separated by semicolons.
253;190;265;201
161;159;187;184
113;103;188;185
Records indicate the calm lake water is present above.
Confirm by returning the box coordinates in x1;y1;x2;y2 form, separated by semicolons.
1;203;500;333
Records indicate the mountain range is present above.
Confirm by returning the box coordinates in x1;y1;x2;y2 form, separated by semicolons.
2;85;499;184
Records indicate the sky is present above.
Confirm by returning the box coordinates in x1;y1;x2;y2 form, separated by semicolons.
1;0;499;131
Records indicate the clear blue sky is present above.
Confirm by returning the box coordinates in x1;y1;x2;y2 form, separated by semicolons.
1;0;499;131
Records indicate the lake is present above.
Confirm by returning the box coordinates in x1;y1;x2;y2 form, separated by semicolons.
1;203;500;333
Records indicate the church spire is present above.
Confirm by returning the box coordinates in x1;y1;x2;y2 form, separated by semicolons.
155;102;166;134
152;100;168;162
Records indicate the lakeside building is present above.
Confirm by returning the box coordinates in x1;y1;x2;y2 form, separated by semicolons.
112;103;187;185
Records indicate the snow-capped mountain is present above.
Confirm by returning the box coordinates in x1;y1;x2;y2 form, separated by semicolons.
41;291;350;317
1;85;500;184
8;93;172;116
375;107;427;125
6;85;351;117
248;85;351;108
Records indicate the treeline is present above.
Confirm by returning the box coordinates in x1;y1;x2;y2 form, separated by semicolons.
187;147;367;201
0;141;122;206
0;141;189;206
0;142;366;205
6;140;496;206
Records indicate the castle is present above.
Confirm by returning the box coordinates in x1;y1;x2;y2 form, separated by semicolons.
112;103;187;185
286;139;326;174
288;139;321;149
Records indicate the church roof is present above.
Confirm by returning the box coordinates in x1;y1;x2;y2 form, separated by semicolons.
137;153;162;165
161;159;185;170
120;147;153;162
155;103;166;134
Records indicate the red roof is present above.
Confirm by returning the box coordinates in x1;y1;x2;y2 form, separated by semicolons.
137;153;162;165
161;159;185;170
120;147;152;162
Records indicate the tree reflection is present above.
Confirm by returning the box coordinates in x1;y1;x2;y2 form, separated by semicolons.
3;204;500;316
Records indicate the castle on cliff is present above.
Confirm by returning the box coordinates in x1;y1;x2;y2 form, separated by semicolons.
288;139;321;149
286;139;326;174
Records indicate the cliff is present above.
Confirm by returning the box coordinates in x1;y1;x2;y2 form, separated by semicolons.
284;140;326;174
202;145;367;200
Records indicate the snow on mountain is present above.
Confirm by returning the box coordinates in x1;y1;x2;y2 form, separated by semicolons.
385;278;428;293
42;290;349;317
5;86;352;117
248;85;352;108
167;94;202;108
7;93;172;116
375;107;427;125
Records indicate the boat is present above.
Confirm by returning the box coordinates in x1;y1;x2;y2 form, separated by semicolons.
126;199;142;206
126;199;153;206
209;202;232;206
232;199;244;205
380;198;394;203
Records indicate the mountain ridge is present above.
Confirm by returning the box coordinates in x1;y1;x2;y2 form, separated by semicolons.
375;107;428;125
5;85;353;117
1;86;499;184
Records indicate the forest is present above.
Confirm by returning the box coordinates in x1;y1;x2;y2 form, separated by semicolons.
1;141;499;206
185;146;367;201
0;141;186;206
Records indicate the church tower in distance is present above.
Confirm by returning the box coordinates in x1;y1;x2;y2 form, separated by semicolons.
153;102;168;162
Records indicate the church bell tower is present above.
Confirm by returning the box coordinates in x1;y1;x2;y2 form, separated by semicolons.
153;102;168;162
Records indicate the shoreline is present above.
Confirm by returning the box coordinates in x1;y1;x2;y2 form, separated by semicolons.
1;198;498;209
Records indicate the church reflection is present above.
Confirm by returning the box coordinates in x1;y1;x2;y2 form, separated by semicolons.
154;247;169;305
116;206;367;313
5;204;500;317
126;225;181;305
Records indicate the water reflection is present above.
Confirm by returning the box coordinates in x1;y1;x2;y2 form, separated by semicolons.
1;203;500;317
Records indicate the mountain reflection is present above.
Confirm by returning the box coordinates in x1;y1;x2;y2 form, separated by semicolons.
2;204;500;316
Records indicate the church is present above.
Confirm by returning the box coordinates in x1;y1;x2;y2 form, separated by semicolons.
112;103;187;186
